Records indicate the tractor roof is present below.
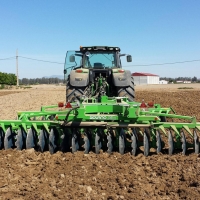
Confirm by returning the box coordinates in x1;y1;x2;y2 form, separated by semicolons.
80;46;121;52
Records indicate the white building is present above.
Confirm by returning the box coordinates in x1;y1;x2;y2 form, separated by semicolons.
132;72;159;85
159;80;168;84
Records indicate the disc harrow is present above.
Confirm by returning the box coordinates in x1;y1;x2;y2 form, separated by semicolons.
0;96;199;156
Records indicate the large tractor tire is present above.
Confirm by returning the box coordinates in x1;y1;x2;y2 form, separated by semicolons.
117;76;135;101
66;78;86;102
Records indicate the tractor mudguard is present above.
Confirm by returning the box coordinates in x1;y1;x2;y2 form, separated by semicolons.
69;70;89;87
112;70;132;87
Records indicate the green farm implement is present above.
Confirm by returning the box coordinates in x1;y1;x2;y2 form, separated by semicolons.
0;95;199;156
0;46;199;156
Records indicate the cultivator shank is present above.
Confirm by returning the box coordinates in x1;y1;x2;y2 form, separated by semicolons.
0;96;200;156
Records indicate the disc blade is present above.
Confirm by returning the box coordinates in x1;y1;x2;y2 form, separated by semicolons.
38;129;48;152
168;130;174;155
180;131;187;155
4;127;15;150
0;128;5;149
15;127;27;150
72;130;79;153
119;128;125;155
49;127;59;154
107;132;113;154
83;131;90;154
156;130;162;154
193;130;199;154
60;128;71;153
95;129;102;154
143;129;150;157
131;128;138;156
26;128;37;149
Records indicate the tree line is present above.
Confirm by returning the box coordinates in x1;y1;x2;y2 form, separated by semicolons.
0;72;17;85
160;76;199;83
0;70;199;85
0;71;64;85
19;77;64;85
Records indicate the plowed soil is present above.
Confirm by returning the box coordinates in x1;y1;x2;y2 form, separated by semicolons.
0;84;200;200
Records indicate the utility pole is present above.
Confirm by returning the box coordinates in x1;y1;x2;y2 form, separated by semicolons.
16;49;19;87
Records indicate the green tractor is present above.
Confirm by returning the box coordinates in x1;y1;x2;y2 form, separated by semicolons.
0;46;200;156
63;46;135;102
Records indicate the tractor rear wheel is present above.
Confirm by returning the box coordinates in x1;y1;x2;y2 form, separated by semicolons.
117;76;135;101
66;77;86;102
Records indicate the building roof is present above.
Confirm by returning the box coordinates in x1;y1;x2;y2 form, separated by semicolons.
132;72;159;77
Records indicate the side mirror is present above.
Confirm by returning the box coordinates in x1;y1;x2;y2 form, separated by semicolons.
126;55;132;62
69;55;75;62
64;69;67;74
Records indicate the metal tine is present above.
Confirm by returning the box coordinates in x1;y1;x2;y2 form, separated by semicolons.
15;127;27;150
119;128;126;155
143;128;150;157
95;129;102;154
168;130;174;155
193;129;200;154
131;128;138;156
180;130;187;155
83;129;90;154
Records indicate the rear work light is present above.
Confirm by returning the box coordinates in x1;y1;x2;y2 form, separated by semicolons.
76;69;83;73
58;102;64;107
65;102;72;108
148;102;154;107
140;99;147;108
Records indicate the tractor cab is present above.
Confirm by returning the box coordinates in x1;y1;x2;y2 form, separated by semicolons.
63;46;132;79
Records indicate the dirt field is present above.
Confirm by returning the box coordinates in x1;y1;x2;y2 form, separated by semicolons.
0;84;200;200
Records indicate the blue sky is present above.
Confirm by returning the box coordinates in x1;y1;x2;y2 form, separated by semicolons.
0;0;200;79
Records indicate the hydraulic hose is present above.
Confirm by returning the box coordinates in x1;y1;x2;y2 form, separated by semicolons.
63;106;80;125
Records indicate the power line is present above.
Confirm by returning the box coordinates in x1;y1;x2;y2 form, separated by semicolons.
18;56;64;64
1;55;200;66
124;59;200;67
0;56;15;60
